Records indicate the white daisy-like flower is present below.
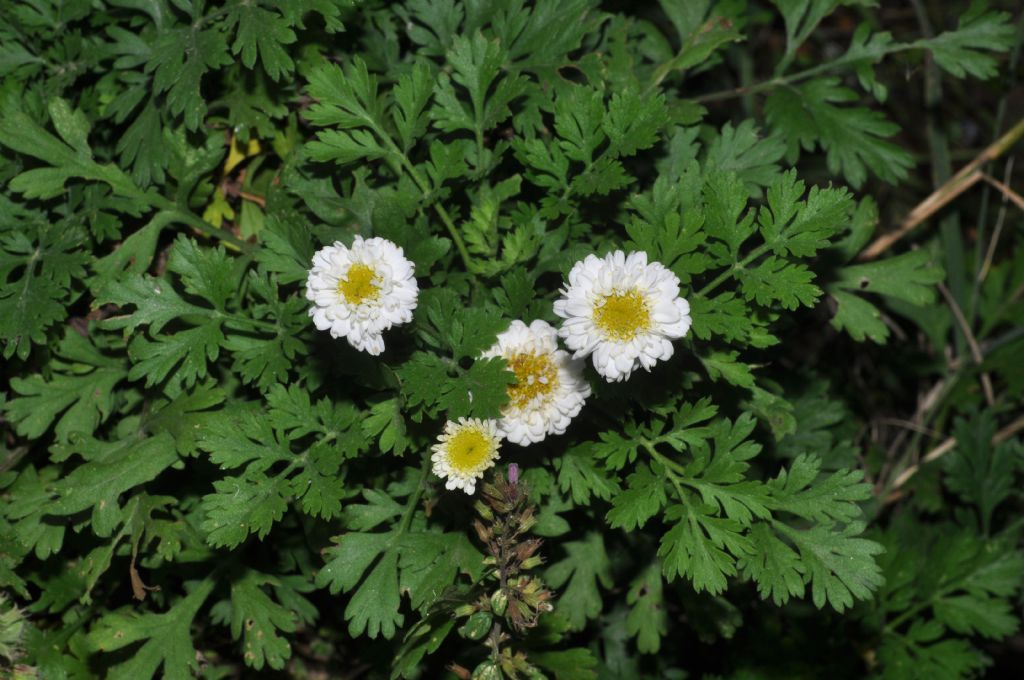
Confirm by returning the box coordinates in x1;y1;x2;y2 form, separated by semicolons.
481;320;591;446
553;250;691;382
431;417;502;495
305;236;418;355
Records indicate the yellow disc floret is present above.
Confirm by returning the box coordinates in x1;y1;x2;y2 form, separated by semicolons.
446;426;497;473
506;352;558;409
593;290;651;341
337;263;379;304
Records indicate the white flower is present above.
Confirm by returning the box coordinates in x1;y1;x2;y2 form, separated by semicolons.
431;418;502;495
481;320;591;446
305;236;418;355
553;250;691;382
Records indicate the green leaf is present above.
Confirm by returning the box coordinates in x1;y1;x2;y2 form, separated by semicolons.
546;533;612;630
363;398;410;456
758;170;853;257
704;121;786;190
828;289;889;343
625;172;709;284
625;561;668;654
738;522;807;606
554;444;621;506
739;257;820;310
392;61;435;150
6;333;126;441
342;490;404;531
775;520;884;611
832;250;944;305
700;350;756;389
148;22;233;130
828;249;944;344
88;578;214;680
200;473;290;548
878;619;988;679
316;532;404;638
771;1;865;58
658;503;748;595
225;3;296;81
603;89;670;158
944;413;1018;533
228;571;302;670
768;454;872;523
46;433;178;521
607;464;667;531
655;0;744;76
924;2;1015;80
438;358;514;420
764;77;914;187
531;648;599;680
255;212;315;284
432;33;527;137
0;219;89;359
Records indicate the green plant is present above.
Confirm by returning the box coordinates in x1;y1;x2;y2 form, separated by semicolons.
1;1;1022;678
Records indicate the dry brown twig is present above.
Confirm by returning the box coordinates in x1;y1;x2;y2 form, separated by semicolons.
885;413;1024;504
979;158;1018;282
861;117;1024;260
937;282;995;406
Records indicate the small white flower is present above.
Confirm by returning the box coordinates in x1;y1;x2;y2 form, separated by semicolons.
553;250;691;382
481;320;591;446
431;418;502;495
305;236;418;355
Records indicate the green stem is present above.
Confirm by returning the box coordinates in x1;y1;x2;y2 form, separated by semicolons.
370;126;476;275
694;44;917;104
643;442;688;499
393;153;476;274
165;207;254;252
695;242;771;298
883;587;950;635
398;459;431;534
220;312;279;333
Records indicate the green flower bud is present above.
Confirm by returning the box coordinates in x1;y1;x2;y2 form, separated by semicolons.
458;611;492;641
490;589;508;616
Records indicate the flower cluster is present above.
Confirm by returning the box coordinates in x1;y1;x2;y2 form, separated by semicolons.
306;240;691;494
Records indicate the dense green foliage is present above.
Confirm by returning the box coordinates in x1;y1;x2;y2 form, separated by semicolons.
1;0;1022;678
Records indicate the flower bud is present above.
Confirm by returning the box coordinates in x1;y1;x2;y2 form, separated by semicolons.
471;661;502;680
459;611;492;641
453;604;477;618
473;519;491;544
473;501;493;521
490;589;508;616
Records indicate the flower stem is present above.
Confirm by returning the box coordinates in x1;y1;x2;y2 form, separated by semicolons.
695;242;771;299
372;127;476;275
692;45;917;104
398;458;431;535
393;153;476;274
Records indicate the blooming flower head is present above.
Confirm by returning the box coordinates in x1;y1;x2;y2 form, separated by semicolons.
481;320;591;446
431;418;502;495
305;236;418;355
553;250;691;382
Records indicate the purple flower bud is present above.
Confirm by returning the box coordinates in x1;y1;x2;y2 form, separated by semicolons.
508;463;520;485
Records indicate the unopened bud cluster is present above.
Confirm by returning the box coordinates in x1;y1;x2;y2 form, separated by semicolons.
452;464;554;678
471;466;553;633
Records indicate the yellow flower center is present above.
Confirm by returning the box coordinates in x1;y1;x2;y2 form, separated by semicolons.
507;352;558;409
447;427;494;473
593;290;651;341
337;263;379;304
